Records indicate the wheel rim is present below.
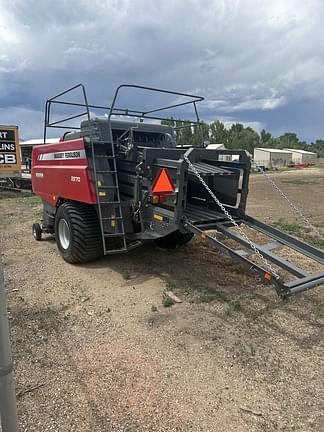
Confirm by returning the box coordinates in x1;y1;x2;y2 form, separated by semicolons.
58;219;71;250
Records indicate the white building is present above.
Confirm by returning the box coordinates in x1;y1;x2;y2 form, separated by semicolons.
206;143;232;161
231;150;252;162
284;148;317;164
253;148;292;169
206;143;226;150
19;138;60;165
20;138;60;148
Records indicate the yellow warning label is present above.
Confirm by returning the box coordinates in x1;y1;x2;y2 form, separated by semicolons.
111;215;116;227
99;191;106;197
153;214;164;221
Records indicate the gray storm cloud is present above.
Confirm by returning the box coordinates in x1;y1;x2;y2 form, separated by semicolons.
1;0;324;140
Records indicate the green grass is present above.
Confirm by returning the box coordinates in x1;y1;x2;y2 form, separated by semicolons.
232;300;242;311
0;191;38;201
163;281;178;307
162;296;175;307
307;237;324;249
165;278;233;306
166;280;177;290
186;284;244;317
197;287;229;303
121;270;131;280
165;277;244;315
271;221;304;235
0;193;42;225
271;220;324;249
17;195;42;206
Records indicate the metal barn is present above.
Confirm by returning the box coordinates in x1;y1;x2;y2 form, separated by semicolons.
284;149;317;164
253;148;292;169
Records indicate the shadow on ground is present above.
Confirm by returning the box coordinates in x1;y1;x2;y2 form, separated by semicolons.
79;237;324;352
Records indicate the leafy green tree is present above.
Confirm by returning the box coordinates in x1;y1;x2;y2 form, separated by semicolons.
209;120;228;144
278;132;300;149
227;124;260;153
309;140;324;157
192;121;209;146
177;121;193;146
260;129;272;144
161;118;321;157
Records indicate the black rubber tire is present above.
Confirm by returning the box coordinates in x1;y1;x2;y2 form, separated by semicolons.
32;223;42;241
55;201;103;264
154;230;193;250
14;179;21;189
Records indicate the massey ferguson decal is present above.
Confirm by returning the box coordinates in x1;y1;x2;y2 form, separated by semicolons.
0;125;21;175
38;149;86;161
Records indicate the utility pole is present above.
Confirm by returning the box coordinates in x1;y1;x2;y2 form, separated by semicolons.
0;253;18;432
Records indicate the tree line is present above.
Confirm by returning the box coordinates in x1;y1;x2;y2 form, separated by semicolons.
162;119;324;157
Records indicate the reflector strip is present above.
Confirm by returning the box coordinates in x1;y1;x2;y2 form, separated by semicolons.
152;168;175;194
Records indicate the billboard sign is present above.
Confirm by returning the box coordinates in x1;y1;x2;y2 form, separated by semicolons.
0;125;21;177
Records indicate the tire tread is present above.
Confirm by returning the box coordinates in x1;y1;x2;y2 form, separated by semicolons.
55;201;103;264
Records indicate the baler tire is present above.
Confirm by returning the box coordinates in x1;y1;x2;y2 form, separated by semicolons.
14;179;21;189
32;223;42;241
154;230;193;250
55;202;103;264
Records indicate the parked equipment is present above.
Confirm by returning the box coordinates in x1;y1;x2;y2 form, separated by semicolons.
31;84;324;298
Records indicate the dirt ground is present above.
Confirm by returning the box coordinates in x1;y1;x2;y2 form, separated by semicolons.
1;168;324;432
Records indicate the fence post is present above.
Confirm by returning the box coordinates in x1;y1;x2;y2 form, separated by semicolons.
0;253;18;432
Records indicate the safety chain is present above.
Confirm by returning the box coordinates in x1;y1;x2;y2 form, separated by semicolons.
254;163;324;241
184;154;280;279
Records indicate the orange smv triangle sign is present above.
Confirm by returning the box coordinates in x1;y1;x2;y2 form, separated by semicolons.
152;168;175;194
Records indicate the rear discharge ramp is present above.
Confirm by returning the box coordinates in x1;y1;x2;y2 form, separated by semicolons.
183;205;324;298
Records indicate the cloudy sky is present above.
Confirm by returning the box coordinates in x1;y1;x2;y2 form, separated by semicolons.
1;0;324;141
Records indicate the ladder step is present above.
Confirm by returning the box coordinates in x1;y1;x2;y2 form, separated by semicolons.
103;240;142;255
127;240;142;251
92;137;126;250
104;247;128;255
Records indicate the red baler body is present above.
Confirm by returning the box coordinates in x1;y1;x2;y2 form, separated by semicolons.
32;138;96;206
